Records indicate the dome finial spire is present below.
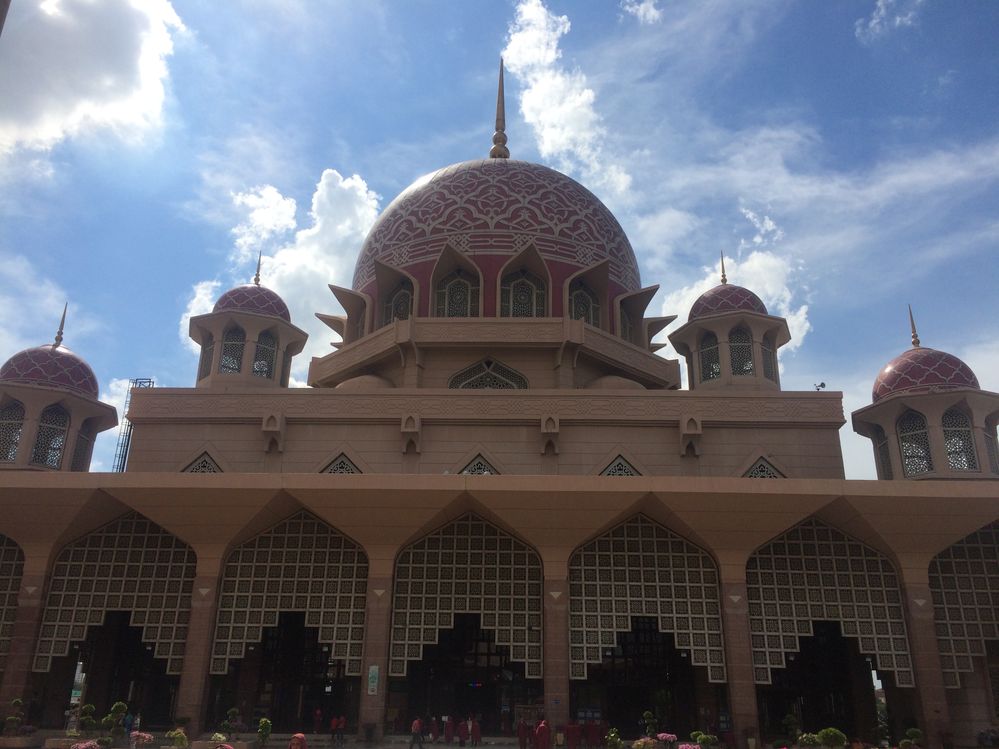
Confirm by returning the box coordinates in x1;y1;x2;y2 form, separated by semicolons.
53;302;67;347
908;304;921;348
253;251;262;286
720;251;728;285
489;58;510;159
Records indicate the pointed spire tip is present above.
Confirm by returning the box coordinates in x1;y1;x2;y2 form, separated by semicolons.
719;252;728;285
489;57;510;159
253;252;262;286
54;302;67;347
908;304;920;348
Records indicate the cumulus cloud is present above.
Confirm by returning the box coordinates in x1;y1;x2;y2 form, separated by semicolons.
621;0;663;25
0;0;185;156
178;280;221;354
855;0;923;44
502;0;632;199
231;186;298;257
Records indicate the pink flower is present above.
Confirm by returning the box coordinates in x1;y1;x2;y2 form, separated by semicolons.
657;735;678;744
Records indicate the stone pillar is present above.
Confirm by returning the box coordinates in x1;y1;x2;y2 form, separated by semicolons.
719;580;760;748
175;567;222;734
357;574;392;739
543;576;569;727
0;572;46;705
902;579;951;749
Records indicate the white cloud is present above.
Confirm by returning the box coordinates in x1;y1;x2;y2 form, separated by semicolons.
179;280;221;354
0;0;185;156
854;0;923;44
621;0;663;25
231;186;298;258
740;208;784;247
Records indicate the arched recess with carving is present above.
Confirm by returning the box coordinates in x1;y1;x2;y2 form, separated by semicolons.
0;533;25;682
567;514;727;682
210;509;368;676
928;521;999;688
32;511;195;674
389;512;543;679
746;518;914;686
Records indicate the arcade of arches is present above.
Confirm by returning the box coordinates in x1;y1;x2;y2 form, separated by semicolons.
0;507;996;748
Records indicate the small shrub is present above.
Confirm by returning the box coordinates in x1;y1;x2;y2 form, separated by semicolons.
696;735;718;749
71;740;102;749
633;738;656;749
211;734;228;743
689;733;704;743
817;728;848;749
905;729;923;746
257;718;272;749
166;728;189;749
605;728;625;749
899;740;912;749
798;733;822;747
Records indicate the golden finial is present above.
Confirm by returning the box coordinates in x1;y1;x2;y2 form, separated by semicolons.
253;252;262;286
53;302;67;347
489;58;510;159
720;252;728;285
908;304;920;348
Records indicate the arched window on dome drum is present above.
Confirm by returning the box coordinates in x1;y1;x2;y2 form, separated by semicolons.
30;404;69;469
435;270;479;318
198;333;214;381
252;330;278;379
699;332;720;382
0;400;25;462
500;269;545;317
898;409;933;476
729;327;754;376
761;334;778;383
70;418;96;472
942;407;978;471
872;424;893;479
382;280;413;326
568;280;600;327
219;326;245;374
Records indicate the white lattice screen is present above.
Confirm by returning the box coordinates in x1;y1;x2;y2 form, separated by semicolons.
211;510;368;675
568;515;727;682
33;512;195;674
746;518;914;686
0;534;24;680
390;513;543;678
929;521;999;688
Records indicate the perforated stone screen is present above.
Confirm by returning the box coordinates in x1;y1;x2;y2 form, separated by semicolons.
601;457;638;476
184;453;221;473
746;519;914;686
390;513;543;679
0;534;24;681
33;512;195;674
745;458;783;478
568;515;726;682
929;521;999;688
211;510;368;676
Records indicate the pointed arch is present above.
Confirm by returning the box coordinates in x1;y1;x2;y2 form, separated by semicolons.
252;329;278;380
389;512;543;679
567;514;726;682
0;398;25;462
746;518;914;687
32;511;195;674
942;406;978;471
728;326;754;376
898;409;932;476
699;332;721;382
219;325;246;374
210;509;368;675
498;243;551;317
448;358;528;389
0;534;24;682
30;403;70;469
431;244;482;317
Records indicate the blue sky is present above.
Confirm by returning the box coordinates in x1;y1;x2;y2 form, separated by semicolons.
1;0;997;477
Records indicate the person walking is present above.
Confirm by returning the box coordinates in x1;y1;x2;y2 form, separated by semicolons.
470;718;481;748
430;717;440;744
410;716;425;749
517;718;530;749
535;720;551;749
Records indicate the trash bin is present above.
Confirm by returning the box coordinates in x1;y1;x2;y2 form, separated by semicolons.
363;723;376;744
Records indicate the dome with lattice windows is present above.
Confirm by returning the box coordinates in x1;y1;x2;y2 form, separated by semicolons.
0;344;99;399
689;284;768;322
213;283;291;322
873;347;979;403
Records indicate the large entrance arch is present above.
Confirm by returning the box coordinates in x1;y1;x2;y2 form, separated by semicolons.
32;512;195;728
388;513;543;733
747;519;916;742
207;510;368;731
0;534;24;685
568;515;727;738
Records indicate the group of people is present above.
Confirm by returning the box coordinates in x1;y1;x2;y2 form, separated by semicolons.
410;716;483;748
310;708;347;747
516;718;607;749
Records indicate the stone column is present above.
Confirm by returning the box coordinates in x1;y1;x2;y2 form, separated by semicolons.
0;572;46;704
175;562;222;735
543;576;570;727
719;579;760;749
357;574;392;739
902;578;951;749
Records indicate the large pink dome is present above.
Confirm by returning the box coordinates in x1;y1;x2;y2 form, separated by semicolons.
689;284;767;321
0;344;99;398
214;284;291;322
872;347;979;402
352;159;641;297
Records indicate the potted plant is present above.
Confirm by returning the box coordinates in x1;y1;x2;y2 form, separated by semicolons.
656;734;678;749
163;728;188;749
256;720;271;749
604;729;624;749
1;699;41;749
695;734;718;749
817;729;847;749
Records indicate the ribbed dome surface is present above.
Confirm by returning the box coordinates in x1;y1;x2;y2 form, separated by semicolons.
872;347;979;402
689;284;767;321
0;344;99;398
213;284;291;322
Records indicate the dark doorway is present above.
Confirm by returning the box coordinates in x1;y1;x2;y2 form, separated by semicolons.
207;611;359;733
401;614;542;734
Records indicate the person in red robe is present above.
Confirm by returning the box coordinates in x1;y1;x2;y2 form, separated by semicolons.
470;719;481;747
566;721;581;749
457;718;469;747
430;717;439;744
535;720;551;749
445;717;455;745
517;718;530;749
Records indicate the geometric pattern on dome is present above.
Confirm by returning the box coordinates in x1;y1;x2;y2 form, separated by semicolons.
0;534;24;682
353;159;641;292
568;515;726;682
213;284;291;323
747;518;914;687
872;347;980;403
32;512;195;675
689;284;768;322
928;521;999;688
211;510;368;676
0;345;99;399
390;513;543;679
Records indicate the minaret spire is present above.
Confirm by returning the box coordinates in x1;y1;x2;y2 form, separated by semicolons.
720;251;728;285
54;302;67;347
489;58;510;159
908;304;921;348
253;252;262;286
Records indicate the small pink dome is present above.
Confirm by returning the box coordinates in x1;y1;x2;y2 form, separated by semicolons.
0;344;99;398
872;347;979;402
213;284;290;322
689;284;767;321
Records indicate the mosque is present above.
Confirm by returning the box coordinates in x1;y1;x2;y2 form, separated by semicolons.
0;63;996;749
